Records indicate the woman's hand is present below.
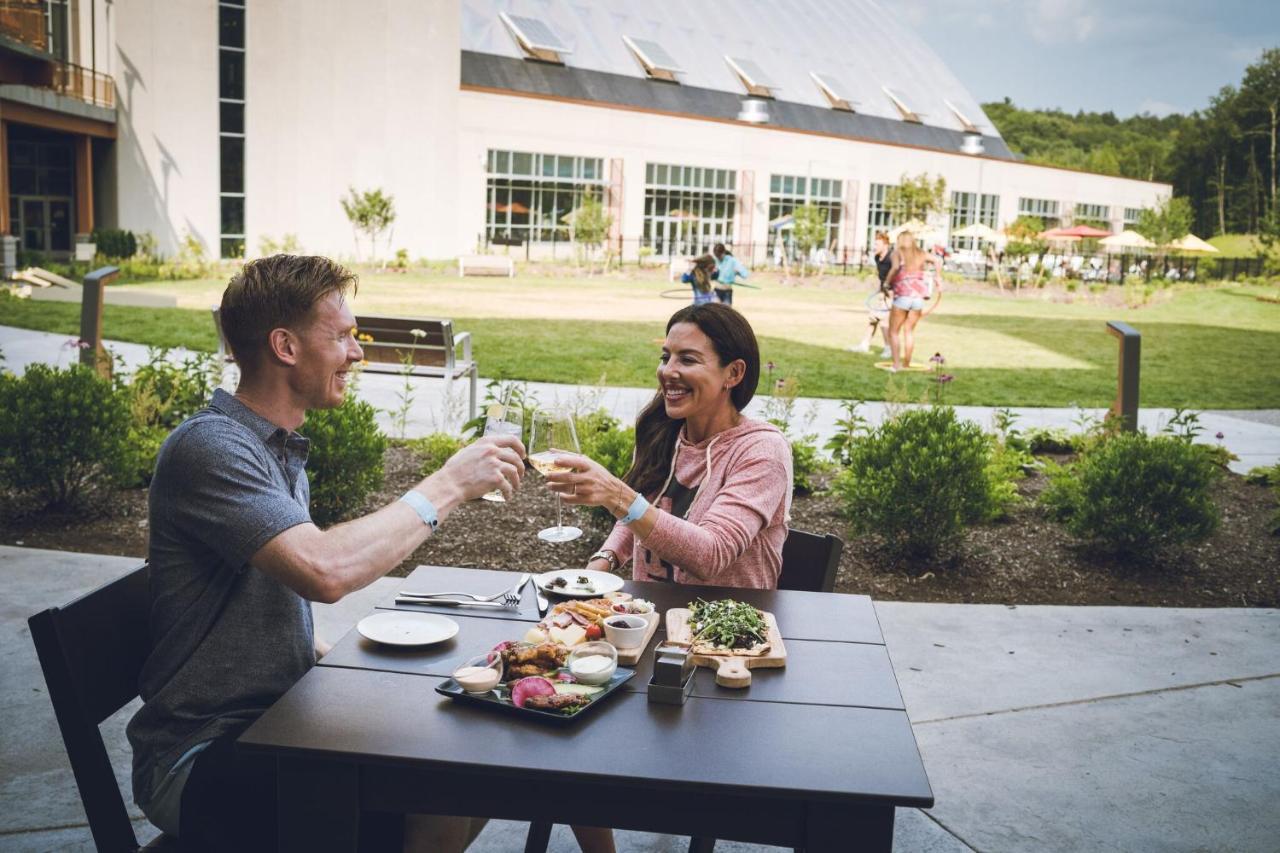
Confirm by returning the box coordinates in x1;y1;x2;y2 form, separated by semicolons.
543;453;635;518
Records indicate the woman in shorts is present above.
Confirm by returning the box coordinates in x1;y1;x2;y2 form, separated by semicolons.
886;231;941;370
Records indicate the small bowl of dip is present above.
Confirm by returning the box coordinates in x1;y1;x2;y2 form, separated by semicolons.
452;652;503;694
565;641;618;685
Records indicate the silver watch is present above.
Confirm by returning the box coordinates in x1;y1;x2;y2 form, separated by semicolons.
589;549;619;571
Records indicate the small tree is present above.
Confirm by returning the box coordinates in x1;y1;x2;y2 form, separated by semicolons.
565;187;613;274
886;173;948;223
340;187;396;265
790;204;829;277
1134;196;1193;251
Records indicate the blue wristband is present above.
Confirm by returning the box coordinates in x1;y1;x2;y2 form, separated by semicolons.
620;493;649;525
399;490;439;531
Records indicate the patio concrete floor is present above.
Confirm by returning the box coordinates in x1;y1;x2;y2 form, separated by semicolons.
3;545;1278;851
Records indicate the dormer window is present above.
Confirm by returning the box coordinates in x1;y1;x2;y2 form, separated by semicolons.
810;72;854;112
499;12;571;65
882;86;921;123
624;35;682;82
725;56;777;98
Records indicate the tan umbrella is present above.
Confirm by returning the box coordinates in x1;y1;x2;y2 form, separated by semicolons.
953;222;1001;242
889;219;929;238
1099;230;1156;251
1168;234;1220;253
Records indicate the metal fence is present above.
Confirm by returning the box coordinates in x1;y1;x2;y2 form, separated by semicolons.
479;233;1268;283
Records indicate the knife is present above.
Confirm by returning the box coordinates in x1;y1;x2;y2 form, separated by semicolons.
395;597;512;609
534;576;549;617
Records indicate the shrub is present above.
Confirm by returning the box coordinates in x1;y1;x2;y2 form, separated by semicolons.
126;348;223;430
408;432;464;478
1041;432;1219;558
789;434;829;495
576;410;635;478
831;407;1005;559
301;396;387;527
1020;426;1080;455
90;228;138;260
0;364;134;509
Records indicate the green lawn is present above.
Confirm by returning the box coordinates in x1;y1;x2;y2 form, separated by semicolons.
3;273;1278;408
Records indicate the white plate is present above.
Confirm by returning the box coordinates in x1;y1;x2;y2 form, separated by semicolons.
534;569;624;598
357;612;459;646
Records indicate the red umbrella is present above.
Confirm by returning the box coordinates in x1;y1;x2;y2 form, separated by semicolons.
1056;224;1111;239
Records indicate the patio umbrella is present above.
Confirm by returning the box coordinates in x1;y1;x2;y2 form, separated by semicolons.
769;213;794;230
953;222;1002;242
669;209;700;220
1037;227;1080;242
1099;230;1155;250
1169;234;1220;253
491;201;529;214
1055;224;1112;239
889;219;929;239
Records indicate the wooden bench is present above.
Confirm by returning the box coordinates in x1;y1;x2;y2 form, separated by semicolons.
212;309;479;421
457;254;514;277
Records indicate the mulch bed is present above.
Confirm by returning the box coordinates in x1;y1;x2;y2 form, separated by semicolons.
3;446;1277;608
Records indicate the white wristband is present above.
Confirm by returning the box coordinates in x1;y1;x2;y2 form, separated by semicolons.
399;490;439;531
621;493;649;525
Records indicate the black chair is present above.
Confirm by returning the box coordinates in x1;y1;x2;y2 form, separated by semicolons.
27;563;175;851
778;528;844;592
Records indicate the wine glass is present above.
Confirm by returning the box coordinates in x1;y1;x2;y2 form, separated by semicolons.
480;398;526;503
528;409;582;543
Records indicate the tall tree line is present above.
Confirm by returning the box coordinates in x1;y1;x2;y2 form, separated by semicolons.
983;48;1280;239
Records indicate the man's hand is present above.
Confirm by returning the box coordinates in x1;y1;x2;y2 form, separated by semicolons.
426;434;526;503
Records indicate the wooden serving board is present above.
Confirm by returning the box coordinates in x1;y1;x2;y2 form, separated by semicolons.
615;611;660;666
664;608;787;688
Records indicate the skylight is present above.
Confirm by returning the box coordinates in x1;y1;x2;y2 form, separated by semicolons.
944;99;979;133
725;56;777;98
810;72;854;112
499;12;572;64
624;35;682;82
882;86;921;123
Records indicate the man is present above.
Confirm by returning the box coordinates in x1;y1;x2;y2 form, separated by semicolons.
126;255;524;851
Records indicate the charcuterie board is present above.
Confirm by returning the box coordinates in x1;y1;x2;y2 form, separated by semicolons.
665;606;787;688
615;612;660;666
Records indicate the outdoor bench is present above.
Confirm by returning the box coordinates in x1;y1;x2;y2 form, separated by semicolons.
457;254;515;277
212;309;479;421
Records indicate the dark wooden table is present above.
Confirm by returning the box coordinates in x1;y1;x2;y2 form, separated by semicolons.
239;566;933;851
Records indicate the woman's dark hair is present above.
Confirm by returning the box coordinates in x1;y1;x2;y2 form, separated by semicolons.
624;303;760;498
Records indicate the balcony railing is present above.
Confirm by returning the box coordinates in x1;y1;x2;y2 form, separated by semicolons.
0;0;47;53
52;61;115;108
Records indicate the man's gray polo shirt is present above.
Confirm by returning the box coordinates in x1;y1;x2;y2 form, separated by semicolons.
127;389;316;813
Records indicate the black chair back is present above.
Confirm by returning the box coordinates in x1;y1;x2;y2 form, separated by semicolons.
778;529;843;592
29;563;154;852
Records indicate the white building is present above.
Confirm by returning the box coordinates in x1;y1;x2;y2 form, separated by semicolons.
1;0;1169;266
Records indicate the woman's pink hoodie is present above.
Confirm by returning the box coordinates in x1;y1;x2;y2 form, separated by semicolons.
601;417;792;589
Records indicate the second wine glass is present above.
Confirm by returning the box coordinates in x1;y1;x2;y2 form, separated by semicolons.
528;409;582;543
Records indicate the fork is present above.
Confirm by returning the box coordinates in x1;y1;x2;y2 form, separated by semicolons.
401;573;529;607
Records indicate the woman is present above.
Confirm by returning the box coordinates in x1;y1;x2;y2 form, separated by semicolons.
850;230;893;356
886;231;941;370
681;254;718;305
711;242;749;305
546;303;792;590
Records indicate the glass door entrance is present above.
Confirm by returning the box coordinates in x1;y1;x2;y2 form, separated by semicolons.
6;126;76;257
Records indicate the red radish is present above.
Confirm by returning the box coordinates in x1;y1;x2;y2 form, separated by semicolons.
511;676;556;708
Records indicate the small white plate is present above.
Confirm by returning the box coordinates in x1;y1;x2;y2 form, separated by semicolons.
357;612;459;646
534;569;624;598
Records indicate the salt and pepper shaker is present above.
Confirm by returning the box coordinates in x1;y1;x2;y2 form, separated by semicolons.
648;642;696;704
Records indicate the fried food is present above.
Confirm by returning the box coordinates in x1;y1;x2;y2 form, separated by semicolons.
499;642;567;677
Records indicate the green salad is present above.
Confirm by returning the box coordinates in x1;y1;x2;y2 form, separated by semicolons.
688;598;768;649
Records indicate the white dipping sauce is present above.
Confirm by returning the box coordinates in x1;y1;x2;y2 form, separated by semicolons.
569;654;613;677
453;665;500;693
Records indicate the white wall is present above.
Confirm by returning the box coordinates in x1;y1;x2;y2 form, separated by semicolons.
111;0;219;257
246;0;459;262
457;89;1170;258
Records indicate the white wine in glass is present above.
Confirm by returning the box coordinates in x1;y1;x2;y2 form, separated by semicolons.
528;409;582;543
480;402;525;503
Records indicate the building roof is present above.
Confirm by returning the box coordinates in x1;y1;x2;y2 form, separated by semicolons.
461;0;1009;154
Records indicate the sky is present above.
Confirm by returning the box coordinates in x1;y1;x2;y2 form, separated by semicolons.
896;0;1280;118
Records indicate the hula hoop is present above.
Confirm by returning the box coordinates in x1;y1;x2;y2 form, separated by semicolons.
874;361;930;372
661;288;695;300
864;291;892;313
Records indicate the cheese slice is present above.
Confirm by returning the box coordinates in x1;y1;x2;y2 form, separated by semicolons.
548;624;587;647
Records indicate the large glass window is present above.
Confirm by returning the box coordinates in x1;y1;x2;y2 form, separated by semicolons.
949;191;999;250
1018;197;1060;229
866;182;896;247
768;174;842;259
642;163;737;256
485;149;605;244
1074;202;1110;227
219;1;246;259
1123;207;1142;227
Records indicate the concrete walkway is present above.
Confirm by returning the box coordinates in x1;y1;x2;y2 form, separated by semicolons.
4;545;1278;851
2;325;1278;473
